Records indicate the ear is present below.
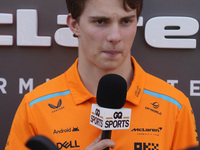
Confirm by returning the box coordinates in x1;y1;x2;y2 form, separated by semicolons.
67;14;80;37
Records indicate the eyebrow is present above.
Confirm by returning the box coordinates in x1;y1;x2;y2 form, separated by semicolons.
121;15;136;19
89;15;136;20
89;16;110;22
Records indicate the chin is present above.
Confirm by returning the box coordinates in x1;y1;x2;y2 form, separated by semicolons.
101;64;119;72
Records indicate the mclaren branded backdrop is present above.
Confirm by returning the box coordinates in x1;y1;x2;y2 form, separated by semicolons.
0;0;200;149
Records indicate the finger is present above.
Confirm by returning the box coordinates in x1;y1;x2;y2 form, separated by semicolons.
85;133;102;150
93;139;115;150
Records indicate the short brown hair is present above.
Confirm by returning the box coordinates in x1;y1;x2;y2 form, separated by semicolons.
66;0;143;21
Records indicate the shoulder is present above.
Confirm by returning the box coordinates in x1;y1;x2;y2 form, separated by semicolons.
144;73;190;110
24;72;69;104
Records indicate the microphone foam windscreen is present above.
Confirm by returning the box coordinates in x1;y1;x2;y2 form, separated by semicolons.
26;135;57;150
97;74;127;109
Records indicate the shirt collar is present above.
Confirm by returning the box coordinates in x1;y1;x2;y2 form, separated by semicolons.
126;56;146;105
66;56;146;105
65;58;95;105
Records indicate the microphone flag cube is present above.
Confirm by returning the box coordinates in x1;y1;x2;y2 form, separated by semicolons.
90;104;131;130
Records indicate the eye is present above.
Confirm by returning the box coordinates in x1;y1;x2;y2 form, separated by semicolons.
95;19;104;25
90;17;110;26
122;19;132;24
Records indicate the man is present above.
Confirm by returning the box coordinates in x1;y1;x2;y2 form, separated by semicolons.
5;0;199;149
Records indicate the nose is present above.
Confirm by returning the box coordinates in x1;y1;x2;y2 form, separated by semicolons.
106;24;122;44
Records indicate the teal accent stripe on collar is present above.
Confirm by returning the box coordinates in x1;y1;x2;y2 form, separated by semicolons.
29;90;70;107
143;89;182;110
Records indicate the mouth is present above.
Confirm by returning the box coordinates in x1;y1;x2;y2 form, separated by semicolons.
103;50;122;57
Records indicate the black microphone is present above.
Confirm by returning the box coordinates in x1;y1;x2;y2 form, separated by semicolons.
96;74;127;150
26;135;57;150
187;146;200;150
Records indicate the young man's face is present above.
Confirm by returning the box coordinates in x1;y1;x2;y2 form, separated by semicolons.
74;0;138;71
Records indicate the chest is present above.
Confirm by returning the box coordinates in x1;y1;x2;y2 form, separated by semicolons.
33;99;177;150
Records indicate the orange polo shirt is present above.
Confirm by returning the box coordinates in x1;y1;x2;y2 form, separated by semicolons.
5;56;199;150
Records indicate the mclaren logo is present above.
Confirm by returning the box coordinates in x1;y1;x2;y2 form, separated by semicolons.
132;127;163;137
132;127;162;132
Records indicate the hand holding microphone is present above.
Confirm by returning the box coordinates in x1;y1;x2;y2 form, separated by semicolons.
90;74;131;150
85;133;115;150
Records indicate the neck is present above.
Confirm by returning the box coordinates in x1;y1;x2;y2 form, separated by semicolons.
78;58;134;96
